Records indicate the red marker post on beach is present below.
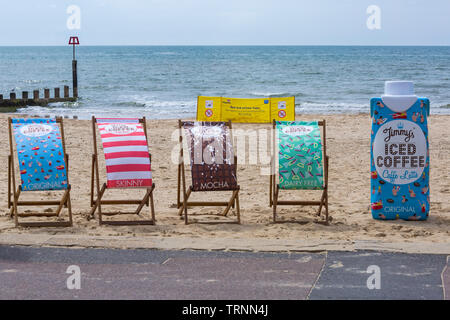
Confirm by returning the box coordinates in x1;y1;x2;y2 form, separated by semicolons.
68;36;79;98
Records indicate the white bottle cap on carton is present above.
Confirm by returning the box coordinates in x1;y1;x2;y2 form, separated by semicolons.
381;81;417;112
384;81;415;96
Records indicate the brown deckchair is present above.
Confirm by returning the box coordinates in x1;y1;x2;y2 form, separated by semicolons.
270;120;329;224
8;117;73;227
177;120;240;224
89;117;156;225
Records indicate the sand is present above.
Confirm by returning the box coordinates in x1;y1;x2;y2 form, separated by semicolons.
0;113;449;250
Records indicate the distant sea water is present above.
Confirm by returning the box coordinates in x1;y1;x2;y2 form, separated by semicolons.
0;46;449;119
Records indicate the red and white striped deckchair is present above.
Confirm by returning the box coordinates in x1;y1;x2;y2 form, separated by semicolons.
90;117;156;225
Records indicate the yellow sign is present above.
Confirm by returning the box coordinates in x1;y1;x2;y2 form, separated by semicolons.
221;98;270;123
271;97;295;122
197;96;222;121
196;96;295;123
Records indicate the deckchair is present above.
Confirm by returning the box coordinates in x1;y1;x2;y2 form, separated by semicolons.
270;120;329;224
90;117;155;225
8;117;73;227
177;120;240;224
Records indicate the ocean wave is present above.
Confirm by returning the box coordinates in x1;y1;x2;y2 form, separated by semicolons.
154;51;179;55
249;92;304;97
113;101;146;107
111;97;197;111
14;98;450;119
21;80;42;84
48;101;81;108
297;102;368;114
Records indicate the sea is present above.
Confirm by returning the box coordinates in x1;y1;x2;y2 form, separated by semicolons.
0;46;449;119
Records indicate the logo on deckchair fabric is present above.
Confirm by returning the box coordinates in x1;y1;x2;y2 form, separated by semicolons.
102;123;137;135
12;118;68;191
277;121;324;190
97;118;152;189
281;125;313;136
183;121;237;191
20;124;53;137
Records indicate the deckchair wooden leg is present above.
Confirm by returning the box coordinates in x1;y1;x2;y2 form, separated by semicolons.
235;191;241;224
67;191;73;226
223;190;238;217
178;188;191;216
11;187;21;219
273;185;279;223
98;184;107;225
90;154;95;207
9;183;19;218
177;164;181;208
269;173;272;207
150;184;156;223
8;155;11;210
90;183;106;218
55;189;70;217
317;188;326;216
134;188;151;215
9;184;21;218
183;193;189;225
12;187;21;227
181;187;192;225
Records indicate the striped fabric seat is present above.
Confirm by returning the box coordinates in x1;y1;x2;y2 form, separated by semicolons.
96;118;152;188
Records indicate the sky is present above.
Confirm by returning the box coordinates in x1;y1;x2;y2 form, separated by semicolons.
1;0;449;46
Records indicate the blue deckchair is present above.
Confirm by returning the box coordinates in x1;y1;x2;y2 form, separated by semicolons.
8;117;72;227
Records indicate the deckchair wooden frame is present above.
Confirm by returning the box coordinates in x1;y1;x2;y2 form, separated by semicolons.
8;117;73;228
270;119;329;224
90;116;156;226
177;120;240;225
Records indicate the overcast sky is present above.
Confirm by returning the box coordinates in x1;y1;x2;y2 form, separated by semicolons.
1;0;449;45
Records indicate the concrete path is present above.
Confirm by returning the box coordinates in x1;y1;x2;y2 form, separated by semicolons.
0;245;448;300
309;251;446;300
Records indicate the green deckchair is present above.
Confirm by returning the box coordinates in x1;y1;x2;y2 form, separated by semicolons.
270;120;329;223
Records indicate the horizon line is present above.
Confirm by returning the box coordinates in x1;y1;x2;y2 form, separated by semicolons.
1;44;450;47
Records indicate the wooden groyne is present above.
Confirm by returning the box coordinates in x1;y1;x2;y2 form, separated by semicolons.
0;86;76;110
1;37;80;112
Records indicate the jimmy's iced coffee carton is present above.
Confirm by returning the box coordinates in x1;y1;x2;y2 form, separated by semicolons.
370;81;430;220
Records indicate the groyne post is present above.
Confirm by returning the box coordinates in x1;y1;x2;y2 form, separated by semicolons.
69;36;79;98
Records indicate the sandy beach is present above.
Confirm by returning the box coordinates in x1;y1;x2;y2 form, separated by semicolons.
0;113;449;249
